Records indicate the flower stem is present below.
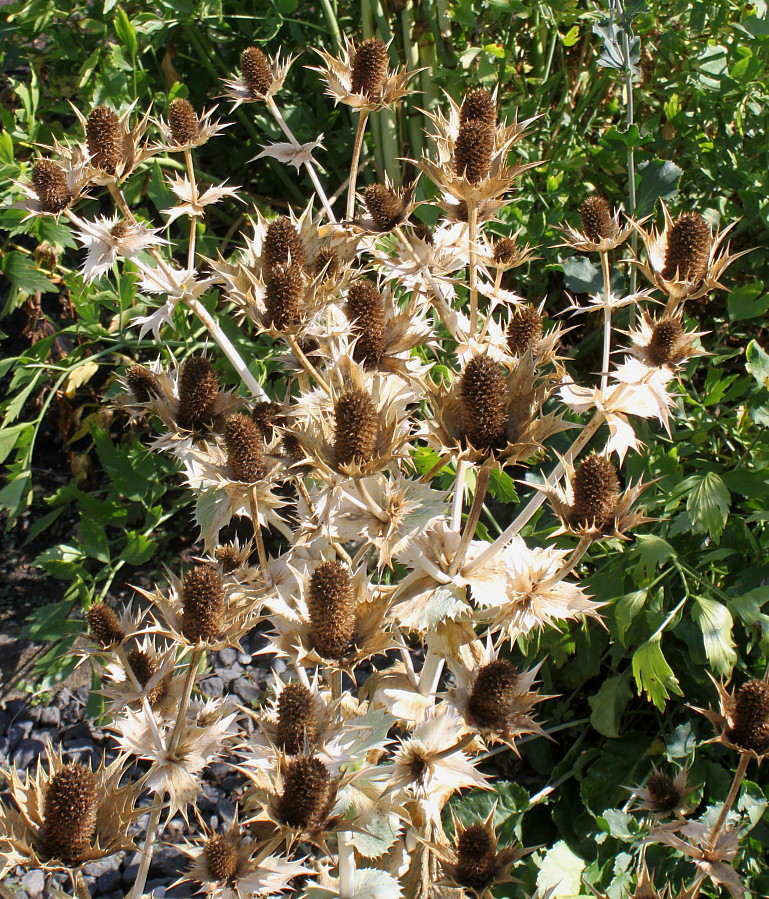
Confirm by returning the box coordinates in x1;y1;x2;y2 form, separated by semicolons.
600;249;612;392
468;202;479;334
347;110;370;221
450;459;467;532
450;459;492;576
708;753;750;850
128;800;164;899
248;486;270;572
418;647;444;696
184;149;197;272
169;646;203;754
285;333;333;396
338;831;356;898
72;868;91;899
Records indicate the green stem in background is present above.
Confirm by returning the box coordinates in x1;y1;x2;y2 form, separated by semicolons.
400;2;424;165
347;111;370;220
708;753;750;850
184;149;197;272
468;202;479;333
434;0;451;38
449;460;492;576
318;0;342;49
600;249;613;391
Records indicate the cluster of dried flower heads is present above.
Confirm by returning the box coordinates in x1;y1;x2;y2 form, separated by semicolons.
4;30;756;899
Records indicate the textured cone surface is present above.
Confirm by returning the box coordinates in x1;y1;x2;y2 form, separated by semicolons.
205;834;239;881
86;602;124;648
215;544;241;573
466;660;520;730
662;212;711;283
334;388;377;467
493;237;519;266
263;217;305;271
460;88;497;127
282;433;304;462
177;356;220;431
507;305;543;356
731;679;769;752
277;683;318;755
313;247;342;282
241;47;272;97
86;105;121;174
168;98;198;145
181;565;225;644
579;196;616;243
225;413;266;483
346;280;386;368
126;364;162;403
32;160;70;213
351;38;388;98
570;453;621;530
277;757;331;828
412;222;434;244
646;773;682;813
460;356;508;449
455;824;499;890
646;318;683;367
454;120;494;184
42;763;98;863
308;560;356;659
265;263;305;330
127;648;168;707
251;401;285;441
363;184;403;231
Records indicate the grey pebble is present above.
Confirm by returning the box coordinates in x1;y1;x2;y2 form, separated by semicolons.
200;676;224;698
8;720;33;752
232;677;260;703
218;647;237;666
39;706;61;727
21;869;46;897
217;663;242;683
12;736;46;770
237;652;251;665
96;870;123;893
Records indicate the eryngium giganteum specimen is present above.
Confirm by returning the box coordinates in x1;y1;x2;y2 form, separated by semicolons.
181;565;225;643
86;105;122;174
307;560;356;659
42;763;97;863
32;160;70;213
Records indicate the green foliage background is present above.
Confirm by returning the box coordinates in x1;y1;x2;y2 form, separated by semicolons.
2;0;769;893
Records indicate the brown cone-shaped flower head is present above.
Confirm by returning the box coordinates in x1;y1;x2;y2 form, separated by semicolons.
645;773;683;814
86;105;121;175
334;387;377;467
729;679;769;754
460;356;508;450
351;38;388;99
455;822;499;891
645;318;684;368
579;196;617;244
86;602;125;648
204;833;239;881
215;544;242;573
307;560;356;659
177;356;220;431
345;280;386;368
126;364;162;403
276;756;331;829
466;660;520;731
661;212;712;283
263;217;305;271
181;565;225;644
313;247;342;282
454;120;494;184
363;183;405;231
265;263;305;330
507;305;543;357
225;413;266;483
32;160;70;213
277;682;318;755
126;648;168;707
42;762;98;863
460;88;496;127
168;98;199;146
240;47;272;98
570;453;620;531
251;401;285;441
493;237;520;267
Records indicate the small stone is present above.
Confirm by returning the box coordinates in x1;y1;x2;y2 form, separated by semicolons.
0;710;9;735
232;677;260;704
207;761;231;780
218;647;237;667
8;720;33;751
5;698;26;718
272;658;287;676
200;676;224;698
39;706;61;727
22;870;46;897
12;736;46;770
237;652;251;665
217;663;242;683
96;870;122;893
146;881;167;897
122;863;139;884
54;688;73;708
64;737;98;763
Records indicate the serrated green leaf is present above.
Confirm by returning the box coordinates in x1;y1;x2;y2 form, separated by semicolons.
614;589;647;642
589;672;633;738
632;639;682;709
631;534;675;578
692;596;736;676
114;7;138;61
119;531;155;565
488;468;518;504
3;251;57;294
79;517;110;563
685;472;730;540
195;486;232;545
746;340;769;387
537;840;585;897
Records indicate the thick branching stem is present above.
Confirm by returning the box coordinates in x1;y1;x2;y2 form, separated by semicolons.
128;801;164;899
347;111;370;221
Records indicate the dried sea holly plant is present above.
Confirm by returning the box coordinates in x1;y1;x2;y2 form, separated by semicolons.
3;25;759;899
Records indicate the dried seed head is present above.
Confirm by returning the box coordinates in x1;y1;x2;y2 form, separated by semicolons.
214;544;241;573
181;565;225;644
570;453;620;530
110;221;129;241
282;433;304;462
86;105;122;174
86;602;124;648
454;120;494;184
363;183;403;231
412;222;434;244
277;756;331;829
263;217;306;271
204;833;239;881
460;88;497;127
579;195;617;243
460;356;509;450
126;648;168;707
265;263;305;331
225;413;266;483
168;98;198;145
277;682;318;755
42;763;97;863
251;401;285;441
32;160;70;213
307;560;356;659
177;355;220;432
346;280;386;368
126;364;162;403
507;305;543;357
662;212;711;283
240;47;272;98
351;38;388;99
334;387;378;467
455;823;499;891
493;237;520;267
645;318;684;367
313;247;342;282
730;679;769;753
466;660;519;731
645;773;683;813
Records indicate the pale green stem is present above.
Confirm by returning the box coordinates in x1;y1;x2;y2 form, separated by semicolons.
400;3;423;163
347;111;370;220
450;459;467;532
417;649;444;696
248;487;269;573
338;832;356;898
128;801;164;899
468;202;480;334
184;149;197;272
600;249;613;391
318;0;342;48
449;461;492;576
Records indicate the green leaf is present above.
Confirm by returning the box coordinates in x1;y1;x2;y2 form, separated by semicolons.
614;589;647;642
561;25;580;47
631;534;675;578
692;597;736;676
685;472;730;540
589;672;633;738
195;486;232;544
746;340;769;387
34;544;86;580
632;639;682;709
2;251;57;294
730;282;769;321
0;422;33;465
114;7;138;61
119;531;155;565
488;468;518;504
635;160;683;218
23;600;81;641
79;517;110;563
537;840;585;897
